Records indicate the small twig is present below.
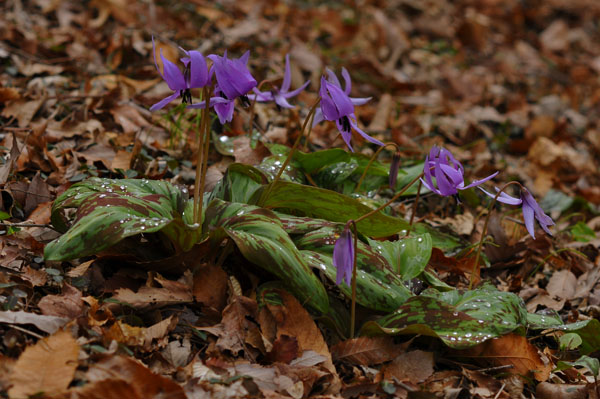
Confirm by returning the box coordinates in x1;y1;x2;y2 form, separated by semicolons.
8;324;45;340
1;222;55;229
493;382;506;399
477;364;514;373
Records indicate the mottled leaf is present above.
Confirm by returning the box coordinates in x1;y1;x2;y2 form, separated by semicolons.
204;199;329;314
361;284;529;348
45;178;201;261
368;233;432;279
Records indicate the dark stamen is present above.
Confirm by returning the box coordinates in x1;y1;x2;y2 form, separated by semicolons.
240;95;251;107
340;116;351;132
181;89;192;104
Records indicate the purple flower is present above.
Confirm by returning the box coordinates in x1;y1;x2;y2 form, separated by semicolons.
207;51;257;104
480;186;554;239
248;54;310;109
316;68;383;152
187;86;235;123
150;37;209;111
333;225;355;287
422;147;498;197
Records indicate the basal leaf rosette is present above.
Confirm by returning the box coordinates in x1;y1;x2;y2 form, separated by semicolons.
45;178;201;261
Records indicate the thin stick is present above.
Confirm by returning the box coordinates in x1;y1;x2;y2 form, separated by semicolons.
197;85;214;225
355;142;400;193
406;179;423;237
469;181;522;289
192;87;209;224
258;99;320;206
350;220;358;338
354;172;424;225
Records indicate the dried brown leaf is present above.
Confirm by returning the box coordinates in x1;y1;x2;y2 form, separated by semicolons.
8;329;79;398
38;283;84;319
457;334;552;382
69;355;187;399
331;336;406;365
383;350;435;383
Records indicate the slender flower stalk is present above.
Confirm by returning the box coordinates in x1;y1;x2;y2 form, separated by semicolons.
470;182;555;289
332;220;358;338
355;172;425;225
355;142;401;193
257;99;321;206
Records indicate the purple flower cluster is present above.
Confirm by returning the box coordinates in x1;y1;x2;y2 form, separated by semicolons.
150;38;383;151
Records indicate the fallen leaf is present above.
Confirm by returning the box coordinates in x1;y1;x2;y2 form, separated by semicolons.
456;333;552;382
262;289;341;392
38;283;85;319
546;269;577;300
331;336;407;365
68;355;187;399
8;329;79;398
383;350;435;383
0;133;22;184
0;310;68;334
192;263;229;312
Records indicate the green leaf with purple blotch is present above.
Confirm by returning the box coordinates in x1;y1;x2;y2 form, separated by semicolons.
361;284;529;349
45;178;201;261
203;198;329;314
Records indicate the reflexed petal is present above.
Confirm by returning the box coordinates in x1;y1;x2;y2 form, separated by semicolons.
522;199;536;239
152;37;164;80
333;227;354;287
479;187;523;205
325;68;342;88
249;88;274;102
281;54;292;92
187;96;230;109
462;171;499;190
240;50;250;65
283;79;310;98
274;94;295;109
350;117;384;147
312;108;324;127
160;49;186;91
214;100;235;124
522;189;554;237
188;50;209;88
350;96;371;106
341;67;352;95
209;53;257;100
150;91;181;111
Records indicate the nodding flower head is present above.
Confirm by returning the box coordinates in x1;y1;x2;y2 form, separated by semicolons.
150;37;209;111
317;69;383;152
480;186;554;239
333;224;355;287
422;147;498;197
208;51;257;104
